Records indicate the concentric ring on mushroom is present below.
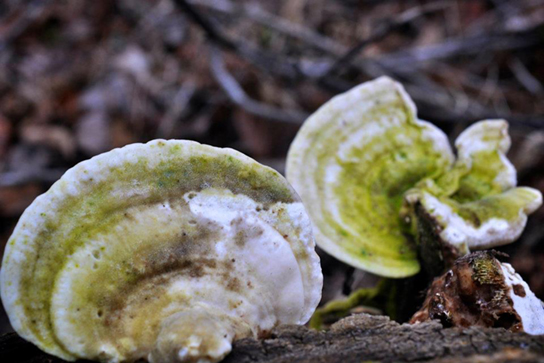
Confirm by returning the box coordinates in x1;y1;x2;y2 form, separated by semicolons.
287;77;541;278
0;139;323;363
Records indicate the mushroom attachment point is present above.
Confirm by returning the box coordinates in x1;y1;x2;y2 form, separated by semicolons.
0;140;323;363
287;77;542;278
411;251;544;335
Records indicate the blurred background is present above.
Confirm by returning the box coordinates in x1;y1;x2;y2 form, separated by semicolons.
1;0;544;334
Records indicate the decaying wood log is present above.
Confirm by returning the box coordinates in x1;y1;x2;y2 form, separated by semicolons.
2;314;544;363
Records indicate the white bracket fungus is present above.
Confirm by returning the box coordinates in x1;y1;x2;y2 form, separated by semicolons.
403;120;542;256
0;140;323;363
287;77;541;278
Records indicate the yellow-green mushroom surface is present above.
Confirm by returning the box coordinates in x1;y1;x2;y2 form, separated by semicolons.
403;120;542;255
0;140;323;363
287;76;541;278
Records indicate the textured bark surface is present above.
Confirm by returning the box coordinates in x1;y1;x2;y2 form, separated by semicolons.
2;314;544;363
410;251;523;331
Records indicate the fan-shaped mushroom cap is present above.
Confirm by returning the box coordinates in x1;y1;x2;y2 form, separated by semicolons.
286;77;454;277
404;120;542;254
287;77;541;278
0;140;322;363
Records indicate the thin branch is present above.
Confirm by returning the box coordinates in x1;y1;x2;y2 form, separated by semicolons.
319;2;451;79
0;169;66;187
209;46;307;124
177;0;447;83
156;81;196;138
369;61;544;128
366;32;541;71
188;0;347;56
172;0;236;51
509;57;544;95
0;0;51;48
176;0;544;129
175;0;300;80
318;22;392;80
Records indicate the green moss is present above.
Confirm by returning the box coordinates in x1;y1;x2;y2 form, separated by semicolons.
309;279;397;330
470;253;502;285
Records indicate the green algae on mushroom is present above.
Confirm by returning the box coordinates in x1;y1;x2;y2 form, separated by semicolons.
403;120;542;260
309;279;397;330
0;140;323;363
287;77;454;277
287;77;542;278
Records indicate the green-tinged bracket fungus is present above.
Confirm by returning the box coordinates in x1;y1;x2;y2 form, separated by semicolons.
0;140;323;363
402;120;543;276
411;251;544;334
287;77;542;327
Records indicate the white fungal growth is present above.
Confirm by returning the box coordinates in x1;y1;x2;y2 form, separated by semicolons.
0;140;322;363
287;77;542;279
414;189;541;251
501;263;544;335
286;76;454;277
407;120;543;253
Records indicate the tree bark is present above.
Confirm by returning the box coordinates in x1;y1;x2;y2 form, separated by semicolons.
2;314;544;363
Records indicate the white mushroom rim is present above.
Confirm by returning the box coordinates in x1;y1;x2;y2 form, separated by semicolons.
0;140;323;363
501;263;544;335
287;76;542;278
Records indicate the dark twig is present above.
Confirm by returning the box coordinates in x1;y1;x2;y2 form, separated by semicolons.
318;2;451;79
367;32;541;71
172;0;236;51
188;0;347;56
209;46;307;124
0;0;51;48
176;0;544;129
509;57;544;95
0;169;66;187
175;0;300;80
156;81;197;138
318;22;392;80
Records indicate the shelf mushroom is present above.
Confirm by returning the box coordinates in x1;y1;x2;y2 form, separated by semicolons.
402;120;542;275
0;140;323;363
287;77;542;278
